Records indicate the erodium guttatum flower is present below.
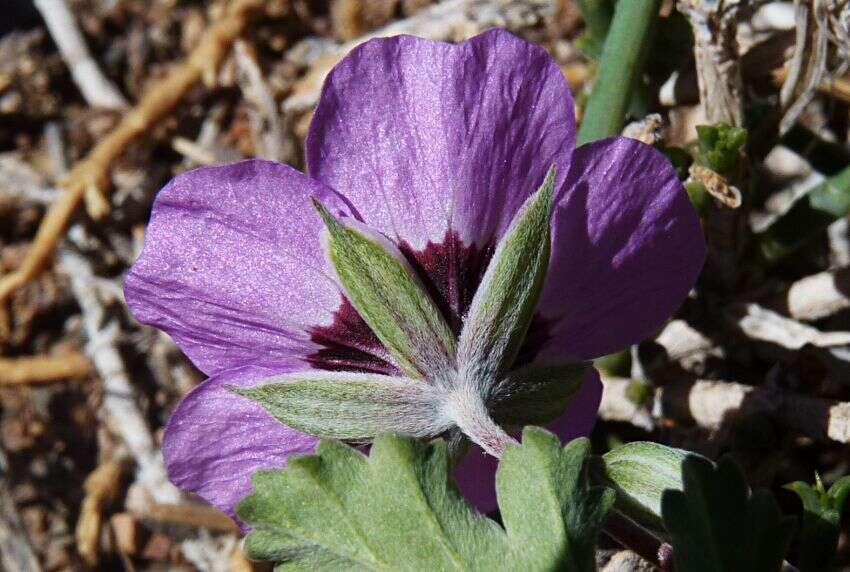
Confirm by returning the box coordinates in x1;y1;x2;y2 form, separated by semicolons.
125;29;705;523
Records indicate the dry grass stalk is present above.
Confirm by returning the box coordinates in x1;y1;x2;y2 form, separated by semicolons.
0;352;92;385
76;460;126;566
0;0;268;338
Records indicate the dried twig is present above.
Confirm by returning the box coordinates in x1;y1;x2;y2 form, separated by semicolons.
59;250;180;505
0;353;92;385
76;460;125;566
678;0;745;126
782;267;850;321
33;0;128;110
773;66;850;104
138;503;240;534
778;0;830;134
601;376;850;444
733;302;850;349
0;0;267;337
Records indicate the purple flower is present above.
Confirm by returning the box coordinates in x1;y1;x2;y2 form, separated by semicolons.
125;29;705;522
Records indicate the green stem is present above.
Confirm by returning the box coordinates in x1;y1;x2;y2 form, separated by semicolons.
577;0;662;146
758;165;850;262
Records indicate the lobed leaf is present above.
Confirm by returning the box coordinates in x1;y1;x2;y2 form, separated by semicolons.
662;456;795;572
238;428;614;571
489;363;589;426
497;428;615;572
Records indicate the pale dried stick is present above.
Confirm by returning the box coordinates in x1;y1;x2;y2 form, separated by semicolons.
661;378;850;443
601;376;850;444
33;0;128;110
779;0;830;134
677;0;745;126
783;267;850;321
0;353;92;385
0;0;266;336
59;250;181;505
733;302;850;349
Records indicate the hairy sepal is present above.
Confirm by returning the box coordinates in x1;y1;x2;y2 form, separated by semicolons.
313;200;456;380
457;167;555;388
490;362;590;426
233;371;448;441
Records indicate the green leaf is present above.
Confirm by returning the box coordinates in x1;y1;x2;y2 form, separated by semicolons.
695;124;747;177
457;167;555;386
233;372;446;441
313;201;456;379
598;441;690;537
785;474;850;572
238;428;614;571
490;363;590;426
662;456;795;572
497;428;616;572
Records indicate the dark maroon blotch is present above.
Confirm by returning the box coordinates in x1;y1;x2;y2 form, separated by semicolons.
306;230;550;373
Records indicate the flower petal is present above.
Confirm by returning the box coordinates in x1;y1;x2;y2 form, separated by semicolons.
163;363;318;522
125;159;353;375
537;137;706;361
306;29;576;251
453;368;602;512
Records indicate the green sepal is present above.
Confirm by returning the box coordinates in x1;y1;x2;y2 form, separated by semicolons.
233;372;446;441
490;363;590;426
313;200;456;379
457;166;555;385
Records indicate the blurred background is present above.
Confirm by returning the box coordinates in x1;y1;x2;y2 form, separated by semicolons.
0;0;849;570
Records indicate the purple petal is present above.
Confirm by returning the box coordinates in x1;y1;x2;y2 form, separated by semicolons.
125;159;353;376
163;363;318;522
537;137;706;362
307;29;576;251
453;368;602;512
